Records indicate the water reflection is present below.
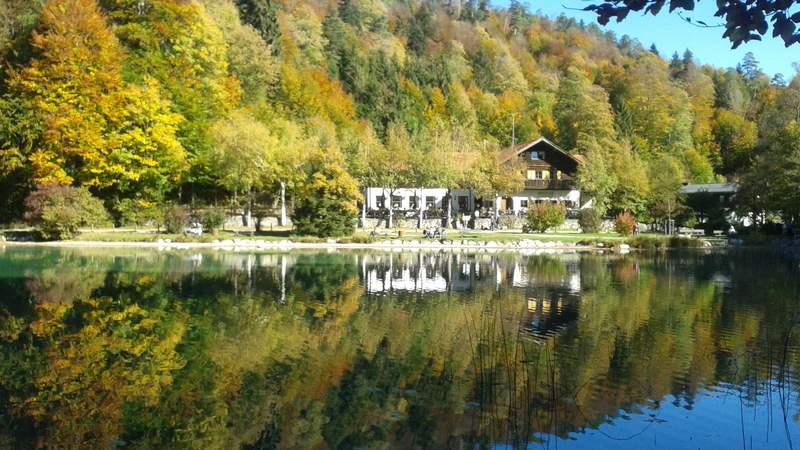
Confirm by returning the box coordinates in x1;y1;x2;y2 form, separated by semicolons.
0;247;799;449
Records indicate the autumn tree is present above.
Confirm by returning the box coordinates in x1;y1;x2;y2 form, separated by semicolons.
292;150;362;237
202;0;277;104
554;67;616;151
367;123;425;228
210;110;279;226
102;0;241;193
648;155;685;224
712;109;757;175
468;143;524;220
1;0;187;208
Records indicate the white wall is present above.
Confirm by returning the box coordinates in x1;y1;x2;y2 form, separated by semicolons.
365;187;588;214
507;189;584;212
364;188;477;211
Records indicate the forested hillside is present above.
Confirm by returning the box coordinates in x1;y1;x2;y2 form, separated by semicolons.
1;0;798;226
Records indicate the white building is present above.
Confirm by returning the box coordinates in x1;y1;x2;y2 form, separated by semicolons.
363;137;589;221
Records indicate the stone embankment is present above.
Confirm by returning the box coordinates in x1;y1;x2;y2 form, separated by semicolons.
147;238;633;253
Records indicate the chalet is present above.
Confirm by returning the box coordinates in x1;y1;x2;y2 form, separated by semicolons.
363;137;587;220
496;137;587;214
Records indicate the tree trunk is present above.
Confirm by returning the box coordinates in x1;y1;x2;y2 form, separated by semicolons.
494;194;500;223
417;188;423;229
387;189;393;229
279;181;288;227
245;187;253;228
445;190;452;228
361;199;367;229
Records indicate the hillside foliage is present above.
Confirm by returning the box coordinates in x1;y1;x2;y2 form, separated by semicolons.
1;0;798;226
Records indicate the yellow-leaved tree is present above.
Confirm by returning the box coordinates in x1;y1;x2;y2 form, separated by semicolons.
2;0;187;204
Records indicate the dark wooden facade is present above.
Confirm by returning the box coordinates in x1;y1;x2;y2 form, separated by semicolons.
500;138;581;191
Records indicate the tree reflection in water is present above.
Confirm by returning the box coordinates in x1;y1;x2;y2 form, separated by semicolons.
0;248;798;449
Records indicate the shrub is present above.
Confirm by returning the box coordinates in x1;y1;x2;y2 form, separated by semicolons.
338;234;376;244
201;207;226;233
614;211;636;236
498;214;524;230
114;198;162;228
23;185;109;240
163;205;189;234
577;208;603;233
524;202;566;233
292;157;360;238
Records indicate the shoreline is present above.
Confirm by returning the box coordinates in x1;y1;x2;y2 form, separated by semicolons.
1;238;611;253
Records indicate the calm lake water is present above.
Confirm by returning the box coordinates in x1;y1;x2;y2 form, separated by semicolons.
1;247;799;449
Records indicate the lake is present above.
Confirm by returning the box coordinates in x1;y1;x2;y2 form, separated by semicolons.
0;247;799;449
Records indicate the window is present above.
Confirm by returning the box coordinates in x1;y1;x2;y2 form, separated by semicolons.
542;170;551;180
391;195;403;209
410;196;419;209
377;195;386;207
425;196;436;208
527;170;536;180
536;170;544;180
520;200;529;208
458;196;468;210
530;151;545;160
556;170;562;180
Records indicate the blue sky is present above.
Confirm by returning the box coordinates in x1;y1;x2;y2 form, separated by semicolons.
524;1;798;78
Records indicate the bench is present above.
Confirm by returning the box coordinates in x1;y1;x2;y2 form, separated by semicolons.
678;227;705;237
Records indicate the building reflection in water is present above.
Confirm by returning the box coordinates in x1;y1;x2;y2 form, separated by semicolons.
179;250;587;341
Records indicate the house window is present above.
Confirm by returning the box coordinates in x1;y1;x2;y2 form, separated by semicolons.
377;195;386;207
527;170;537;180
520;200;529;208
542;170;551;180
458;196;469;210
536;170;544;180
410;196;419;209
391;195;403;209
425;196;436;208
530;151;544;160
556;170;562;180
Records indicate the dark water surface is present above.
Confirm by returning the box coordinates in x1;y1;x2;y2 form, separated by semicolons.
1;247;799;449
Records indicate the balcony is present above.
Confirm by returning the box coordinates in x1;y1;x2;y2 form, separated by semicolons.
524;179;576;190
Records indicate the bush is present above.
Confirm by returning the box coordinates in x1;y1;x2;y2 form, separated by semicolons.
498;214;524;230
202;207;226;233
524;202;566;233
114;198;162;227
614;211;636;236
292;157;360;238
23;185;109;240
338;234;376;244
577;208;603;233
163;205;189;234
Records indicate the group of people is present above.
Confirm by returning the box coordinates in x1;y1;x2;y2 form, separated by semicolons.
423;227;447;239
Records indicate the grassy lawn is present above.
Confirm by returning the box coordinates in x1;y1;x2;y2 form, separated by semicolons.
21;227;696;248
72;228;371;243
369;228;627;243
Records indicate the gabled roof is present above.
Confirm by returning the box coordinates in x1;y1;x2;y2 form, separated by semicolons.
498;137;582;165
